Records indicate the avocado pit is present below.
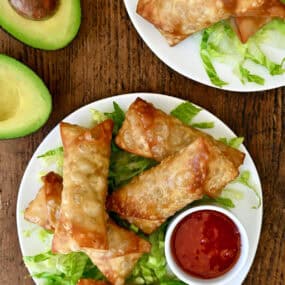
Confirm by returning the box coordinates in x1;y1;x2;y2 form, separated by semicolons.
0;80;20;122
9;0;59;20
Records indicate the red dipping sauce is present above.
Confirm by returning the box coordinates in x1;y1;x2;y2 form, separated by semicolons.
171;210;241;279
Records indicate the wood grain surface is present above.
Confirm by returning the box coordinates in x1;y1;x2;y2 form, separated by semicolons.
0;1;284;284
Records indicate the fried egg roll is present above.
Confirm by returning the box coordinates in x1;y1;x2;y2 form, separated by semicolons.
24;172;150;285
85;221;150;285
233;16;271;42
24;172;62;231
115;98;244;169
52;120;113;253
137;0;265;45
233;0;285;42
107;137;238;234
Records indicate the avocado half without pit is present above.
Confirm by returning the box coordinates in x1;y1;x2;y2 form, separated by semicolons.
0;54;52;139
0;0;81;50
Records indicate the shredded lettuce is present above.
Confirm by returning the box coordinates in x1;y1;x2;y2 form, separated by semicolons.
90;109;107;124
37;147;64;175
192;195;235;209
191;121;215;129
171;102;214;128
234;171;261;209
222;188;244;201
24;251;104;285
104;102;125;134
200;19;285;87
127;224;186;285
109;149;157;191
219;137;244;149
38;229;53;243
24;227;53;244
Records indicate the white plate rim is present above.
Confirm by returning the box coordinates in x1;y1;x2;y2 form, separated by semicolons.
16;92;263;285
123;0;285;92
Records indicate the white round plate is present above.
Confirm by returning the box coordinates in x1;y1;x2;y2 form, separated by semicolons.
124;0;285;92
17;93;263;284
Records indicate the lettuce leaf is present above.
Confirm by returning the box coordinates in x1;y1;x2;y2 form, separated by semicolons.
127;224;186;285
90;109;107;125
171;102;214;128
24;251;104;285
37;147;64;175
200;19;285;87
109;149;157;191
235;171;261;209
191;195;235;209
191;122;215;129
104;102;125;134
219;137;244;149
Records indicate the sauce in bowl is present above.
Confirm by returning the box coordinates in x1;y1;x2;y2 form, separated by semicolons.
171;210;241;279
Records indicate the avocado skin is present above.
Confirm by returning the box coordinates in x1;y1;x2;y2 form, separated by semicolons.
0;1;81;50
0;54;52;139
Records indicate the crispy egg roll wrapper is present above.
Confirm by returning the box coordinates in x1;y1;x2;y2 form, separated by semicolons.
233;16;271;43
233;0;285;42
85;221;150;285
108;137;238;234
24;172;62;231
115;98;245;170
53;120;113;253
24;172;150;285
137;0;265;46
237;0;285;17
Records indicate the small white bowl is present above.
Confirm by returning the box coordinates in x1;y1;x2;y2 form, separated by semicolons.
165;205;249;285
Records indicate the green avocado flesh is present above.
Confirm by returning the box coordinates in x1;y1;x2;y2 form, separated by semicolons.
0;1;81;50
0;54;52;139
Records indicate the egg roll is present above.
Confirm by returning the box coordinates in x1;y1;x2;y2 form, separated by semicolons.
24;172;151;285
107;137;238;234
52;120;113;253
85;221;150;285
233;16;271;42
24;172;62;231
137;0;265;45
115;98;244;169
232;0;285;42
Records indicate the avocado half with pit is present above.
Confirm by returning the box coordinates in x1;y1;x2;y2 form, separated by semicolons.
0;54;52;139
0;0;81;50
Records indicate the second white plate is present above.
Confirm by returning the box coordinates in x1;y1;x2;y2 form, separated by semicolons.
124;0;285;92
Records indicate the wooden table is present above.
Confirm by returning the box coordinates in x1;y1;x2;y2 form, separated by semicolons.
0;2;284;285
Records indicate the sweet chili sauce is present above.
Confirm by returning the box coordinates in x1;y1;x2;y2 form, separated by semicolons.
171;210;241;279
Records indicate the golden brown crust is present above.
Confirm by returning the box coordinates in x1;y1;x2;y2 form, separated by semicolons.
53;120;113;253
86;221;151;285
24;172;62;231
109;137;238;233
137;0;265;45
233;16;271;43
115;98;245;168
24;172;150;285
238;0;285;17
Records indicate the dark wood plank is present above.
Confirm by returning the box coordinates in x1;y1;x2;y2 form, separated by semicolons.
0;1;284;284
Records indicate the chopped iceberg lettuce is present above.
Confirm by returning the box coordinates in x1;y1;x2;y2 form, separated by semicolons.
200;19;285;87
24;251;104;285
171;102;214;128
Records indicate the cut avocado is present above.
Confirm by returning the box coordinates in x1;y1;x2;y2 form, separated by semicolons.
0;54;52;139
0;1;81;50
